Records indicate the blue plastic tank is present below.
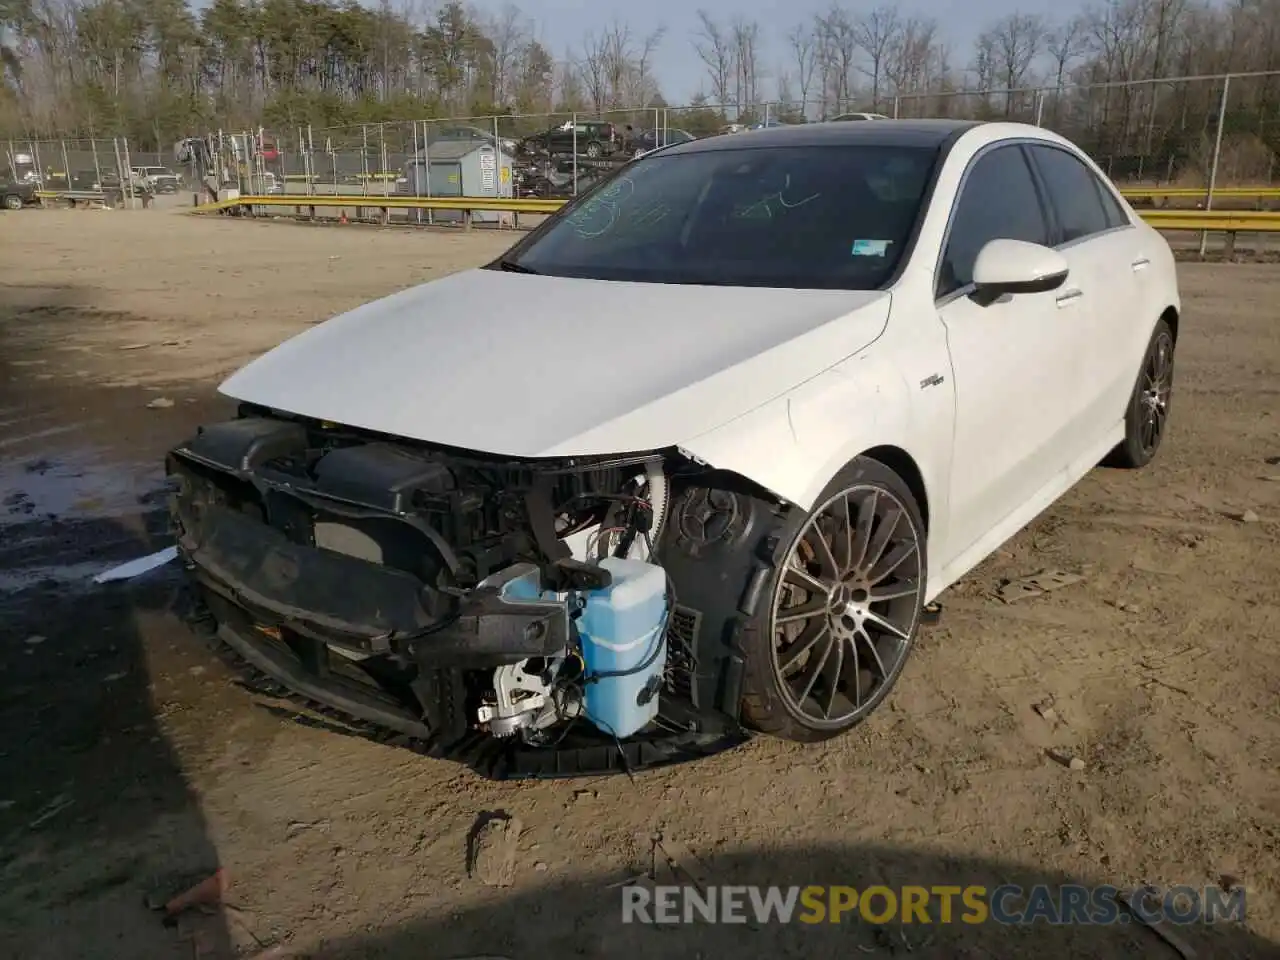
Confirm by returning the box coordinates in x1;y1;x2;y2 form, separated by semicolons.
498;564;552;602
577;556;669;739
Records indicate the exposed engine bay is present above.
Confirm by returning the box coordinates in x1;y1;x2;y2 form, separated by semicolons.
166;405;776;778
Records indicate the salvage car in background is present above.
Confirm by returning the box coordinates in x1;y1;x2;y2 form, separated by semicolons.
132;165;183;193
519;119;621;159
169;120;1180;779
631;128;697;158
1;173;39;209
425;122;520;157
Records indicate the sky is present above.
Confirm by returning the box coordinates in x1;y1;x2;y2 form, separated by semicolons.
506;0;1080;105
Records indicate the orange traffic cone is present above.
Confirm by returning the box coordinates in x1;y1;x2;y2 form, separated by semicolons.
338;211;348;225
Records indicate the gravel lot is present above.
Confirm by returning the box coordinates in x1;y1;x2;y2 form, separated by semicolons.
1;208;1278;959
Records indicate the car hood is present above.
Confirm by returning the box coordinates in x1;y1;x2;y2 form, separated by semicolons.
218;269;891;458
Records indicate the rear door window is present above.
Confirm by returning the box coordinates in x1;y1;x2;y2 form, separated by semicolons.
1095;180;1132;229
1029;145;1115;244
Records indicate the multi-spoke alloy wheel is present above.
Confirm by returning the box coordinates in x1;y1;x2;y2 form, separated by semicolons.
1107;316;1176;470
765;471;925;733
1138;329;1173;456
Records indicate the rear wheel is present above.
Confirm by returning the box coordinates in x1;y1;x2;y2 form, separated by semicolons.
3;194;22;210
1105;317;1175;469
739;457;926;742
584;141;603;159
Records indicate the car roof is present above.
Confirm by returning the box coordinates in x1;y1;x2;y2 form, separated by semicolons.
662;118;984;155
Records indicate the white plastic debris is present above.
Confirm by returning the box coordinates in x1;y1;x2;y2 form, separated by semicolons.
92;546;178;583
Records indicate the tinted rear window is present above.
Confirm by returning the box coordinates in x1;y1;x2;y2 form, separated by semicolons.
504;144;939;289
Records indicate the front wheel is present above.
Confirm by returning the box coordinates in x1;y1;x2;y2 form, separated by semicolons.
739;457;927;742
584;141;602;159
1104;317;1175;469
2;194;23;210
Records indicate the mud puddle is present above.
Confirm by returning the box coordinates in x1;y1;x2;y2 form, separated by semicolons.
0;422;172;595
0;446;163;526
0;374;230;603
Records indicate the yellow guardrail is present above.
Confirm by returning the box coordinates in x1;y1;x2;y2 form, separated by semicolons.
190;194;1280;233
189;194;566;215
1120;185;1280;200
35;189;105;200
1140;210;1280;231
261;178;1280;196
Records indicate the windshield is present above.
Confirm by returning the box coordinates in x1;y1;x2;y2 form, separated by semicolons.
503;144;938;289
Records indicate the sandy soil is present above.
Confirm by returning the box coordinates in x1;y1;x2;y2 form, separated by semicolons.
1;208;1278;959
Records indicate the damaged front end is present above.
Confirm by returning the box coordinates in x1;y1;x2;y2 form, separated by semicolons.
167;406;753;778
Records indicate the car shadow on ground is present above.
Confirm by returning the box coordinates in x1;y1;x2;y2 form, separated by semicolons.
314;841;1277;960
0;294;231;958
0;516;232;958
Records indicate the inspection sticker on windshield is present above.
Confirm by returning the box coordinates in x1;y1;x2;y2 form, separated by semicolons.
851;239;891;257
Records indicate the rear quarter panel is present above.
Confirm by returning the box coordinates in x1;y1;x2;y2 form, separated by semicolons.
1132;221;1181;354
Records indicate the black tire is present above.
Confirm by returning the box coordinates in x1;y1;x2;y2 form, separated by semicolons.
738;456;927;743
2;194;22;210
1104;317;1175;469
584;141;602;159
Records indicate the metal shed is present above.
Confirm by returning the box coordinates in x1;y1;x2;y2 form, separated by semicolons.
401;140;514;224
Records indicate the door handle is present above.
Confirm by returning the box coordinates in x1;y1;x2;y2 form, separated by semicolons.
1055;289;1083;307
1131;257;1151;271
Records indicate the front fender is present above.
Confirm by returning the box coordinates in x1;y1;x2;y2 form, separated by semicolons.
678;350;951;593
678;355;926;508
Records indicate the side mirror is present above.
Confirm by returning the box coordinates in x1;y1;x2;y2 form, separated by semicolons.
971;239;1069;305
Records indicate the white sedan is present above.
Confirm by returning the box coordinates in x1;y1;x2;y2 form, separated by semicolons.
170;120;1179;774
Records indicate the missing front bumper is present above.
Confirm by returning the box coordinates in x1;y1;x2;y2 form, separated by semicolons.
187;585;749;780
179;504;570;665
167;420;751;779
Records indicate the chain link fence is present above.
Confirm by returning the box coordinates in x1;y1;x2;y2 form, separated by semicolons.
4;135;152;207
673;72;1280;193
894;74;1279;187
10;72;1279;212
756;72;1279;188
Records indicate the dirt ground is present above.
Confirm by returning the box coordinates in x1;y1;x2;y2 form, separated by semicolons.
1;208;1278;960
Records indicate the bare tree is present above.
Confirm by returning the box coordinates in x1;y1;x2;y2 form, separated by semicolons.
787;23;817;115
815;4;858;109
1088;0;1148;84
731;16;761;113
885;16;938;111
577;30;611;113
631;26;665;105
577;20;664;112
971;29;997;113
692;9;732;107
981;13;1045;114
555;54;587;111
853;3;900;111
1147;0;1188;81
600;21;632;107
1142;0;1188;150
1086;0;1150;138
1044;15;1090;124
1047;15;1090;91
486;4;529;106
